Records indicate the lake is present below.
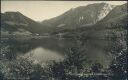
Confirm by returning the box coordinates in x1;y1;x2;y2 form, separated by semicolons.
1;36;114;68
1;37;77;65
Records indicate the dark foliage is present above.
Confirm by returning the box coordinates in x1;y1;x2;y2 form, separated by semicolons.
110;50;127;80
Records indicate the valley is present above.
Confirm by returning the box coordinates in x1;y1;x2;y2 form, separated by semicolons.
0;2;127;80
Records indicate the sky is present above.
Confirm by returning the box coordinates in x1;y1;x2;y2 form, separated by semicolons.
1;1;127;21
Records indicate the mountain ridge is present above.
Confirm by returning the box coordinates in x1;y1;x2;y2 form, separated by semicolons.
1;11;51;35
1;3;127;36
41;3;115;29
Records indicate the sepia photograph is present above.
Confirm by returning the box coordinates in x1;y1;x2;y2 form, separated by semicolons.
0;1;127;80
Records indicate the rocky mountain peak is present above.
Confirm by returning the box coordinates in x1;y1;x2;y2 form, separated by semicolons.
100;3;127;22
97;3;115;21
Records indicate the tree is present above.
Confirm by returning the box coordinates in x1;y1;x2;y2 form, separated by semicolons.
91;62;103;73
47;46;87;79
109;50;127;80
1;56;47;80
64;47;87;71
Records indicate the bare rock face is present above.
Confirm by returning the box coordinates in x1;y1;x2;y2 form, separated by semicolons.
97;3;115;21
100;3;127;22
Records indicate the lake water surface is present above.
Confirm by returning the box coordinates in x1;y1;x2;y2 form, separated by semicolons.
1;37;76;64
1;36;114;67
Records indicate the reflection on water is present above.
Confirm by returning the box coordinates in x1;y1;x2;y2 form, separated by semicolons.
1;37;76;63
1;36;115;67
25;47;65;65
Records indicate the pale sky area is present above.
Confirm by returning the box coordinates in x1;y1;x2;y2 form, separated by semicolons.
1;1;127;21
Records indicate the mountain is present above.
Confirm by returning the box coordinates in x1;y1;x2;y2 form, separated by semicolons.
91;3;128;38
56;3;127;37
1;12;50;35
41;3;115;30
0;3;116;35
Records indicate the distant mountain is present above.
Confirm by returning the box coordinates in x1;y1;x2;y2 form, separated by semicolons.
89;3;128;30
1;12;50;35
41;3;114;30
55;3;127;36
